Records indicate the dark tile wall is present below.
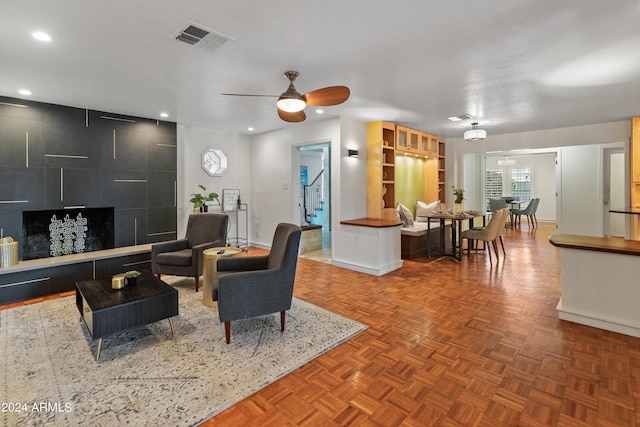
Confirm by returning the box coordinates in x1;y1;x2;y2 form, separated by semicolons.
0;96;177;259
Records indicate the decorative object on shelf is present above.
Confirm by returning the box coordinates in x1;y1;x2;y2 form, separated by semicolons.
382;185;387;208
190;185;220;213
0;237;19;267
201;148;228;176
464;122;486;141
452;186;465;213
124;270;141;286
223;189;240;211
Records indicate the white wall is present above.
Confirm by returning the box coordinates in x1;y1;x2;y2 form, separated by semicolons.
247;116;368;261
177;125;251;238
484;152;557;221
249;118;341;247
449;120;630;236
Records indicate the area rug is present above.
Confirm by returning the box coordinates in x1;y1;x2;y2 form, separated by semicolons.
0;276;367;426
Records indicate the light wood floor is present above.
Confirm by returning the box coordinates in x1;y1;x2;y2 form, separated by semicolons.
4;222;639;426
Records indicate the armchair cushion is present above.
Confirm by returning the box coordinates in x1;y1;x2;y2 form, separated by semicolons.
155;248;192;266
151;238;189;255
217;255;269;272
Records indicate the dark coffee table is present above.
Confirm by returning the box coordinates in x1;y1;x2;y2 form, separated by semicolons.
75;270;178;361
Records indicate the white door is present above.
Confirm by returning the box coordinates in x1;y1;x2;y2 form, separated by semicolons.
603;148;625;237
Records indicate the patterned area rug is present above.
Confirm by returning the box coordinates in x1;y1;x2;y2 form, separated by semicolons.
0;276;366;426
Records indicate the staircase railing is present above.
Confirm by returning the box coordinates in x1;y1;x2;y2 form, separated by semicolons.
303;169;324;224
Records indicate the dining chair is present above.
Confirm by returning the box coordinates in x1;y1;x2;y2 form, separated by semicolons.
513;198;538;229
530;198;540;227
496;206;510;256
489;198;509;225
461;208;505;264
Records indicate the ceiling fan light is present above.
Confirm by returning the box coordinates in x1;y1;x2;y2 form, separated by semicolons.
464;122;487;141
277;96;306;112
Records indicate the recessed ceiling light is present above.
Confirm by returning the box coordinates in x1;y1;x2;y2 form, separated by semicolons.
32;32;51;42
160;112;169;118
247;127;254;131
18;89;32;96
316;109;324;114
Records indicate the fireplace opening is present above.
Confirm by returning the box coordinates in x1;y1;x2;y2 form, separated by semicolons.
22;207;115;260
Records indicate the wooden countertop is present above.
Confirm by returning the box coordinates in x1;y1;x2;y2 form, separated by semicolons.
340;218;403;228
549;234;640;256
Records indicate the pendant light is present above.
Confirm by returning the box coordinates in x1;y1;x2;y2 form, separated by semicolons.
464;122;487;141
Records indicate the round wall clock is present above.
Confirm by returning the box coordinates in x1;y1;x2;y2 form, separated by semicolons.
201;148;228;176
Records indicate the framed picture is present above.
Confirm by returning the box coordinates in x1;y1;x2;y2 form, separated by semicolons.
222;189;240;211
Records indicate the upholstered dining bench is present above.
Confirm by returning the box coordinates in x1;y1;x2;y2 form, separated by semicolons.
400;221;450;259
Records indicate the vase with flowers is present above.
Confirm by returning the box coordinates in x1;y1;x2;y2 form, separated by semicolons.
452;186;465;214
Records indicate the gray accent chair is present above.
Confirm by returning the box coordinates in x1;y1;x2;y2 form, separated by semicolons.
214;223;302;344
513;198;539;229
151;213;229;292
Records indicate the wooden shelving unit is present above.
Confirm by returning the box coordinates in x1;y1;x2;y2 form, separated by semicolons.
630;117;640;238
438;138;446;202
368;121;446;217
367;121;397;219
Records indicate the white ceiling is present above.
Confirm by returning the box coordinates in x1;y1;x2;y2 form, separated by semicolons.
2;1;639;138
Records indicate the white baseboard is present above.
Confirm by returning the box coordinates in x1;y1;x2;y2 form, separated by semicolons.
557;298;640;338
331;259;403;276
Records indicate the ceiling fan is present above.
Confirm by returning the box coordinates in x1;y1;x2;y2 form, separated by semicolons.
221;71;350;123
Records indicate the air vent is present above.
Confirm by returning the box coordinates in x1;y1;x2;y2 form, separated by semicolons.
173;21;233;53
448;114;475;122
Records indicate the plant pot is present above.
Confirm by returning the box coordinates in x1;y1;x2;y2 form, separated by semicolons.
454;201;464;214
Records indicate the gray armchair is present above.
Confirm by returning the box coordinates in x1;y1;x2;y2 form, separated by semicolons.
151;213;228;292
214;223;301;344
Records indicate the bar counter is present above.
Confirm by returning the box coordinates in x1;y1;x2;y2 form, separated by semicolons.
549;233;640;338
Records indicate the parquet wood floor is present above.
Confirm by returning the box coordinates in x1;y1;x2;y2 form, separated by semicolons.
4;222;639;426
206;222;640;426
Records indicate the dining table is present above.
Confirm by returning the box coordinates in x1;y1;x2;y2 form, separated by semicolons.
425;211;487;261
505;200;521;227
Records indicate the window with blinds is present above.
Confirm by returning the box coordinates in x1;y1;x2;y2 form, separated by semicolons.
511;168;532;203
485;169;503;210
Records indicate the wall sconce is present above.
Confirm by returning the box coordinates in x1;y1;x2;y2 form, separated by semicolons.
347;149;359;158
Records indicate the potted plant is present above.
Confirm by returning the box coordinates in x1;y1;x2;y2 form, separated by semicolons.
190;185;220;212
124;270;141;286
452;186;465;213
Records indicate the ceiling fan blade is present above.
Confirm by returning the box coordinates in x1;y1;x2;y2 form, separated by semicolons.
278;108;306;123
304;86;350;106
220;93;279;97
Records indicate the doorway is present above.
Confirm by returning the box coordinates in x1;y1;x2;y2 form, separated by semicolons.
603;148;625;237
298;143;332;263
